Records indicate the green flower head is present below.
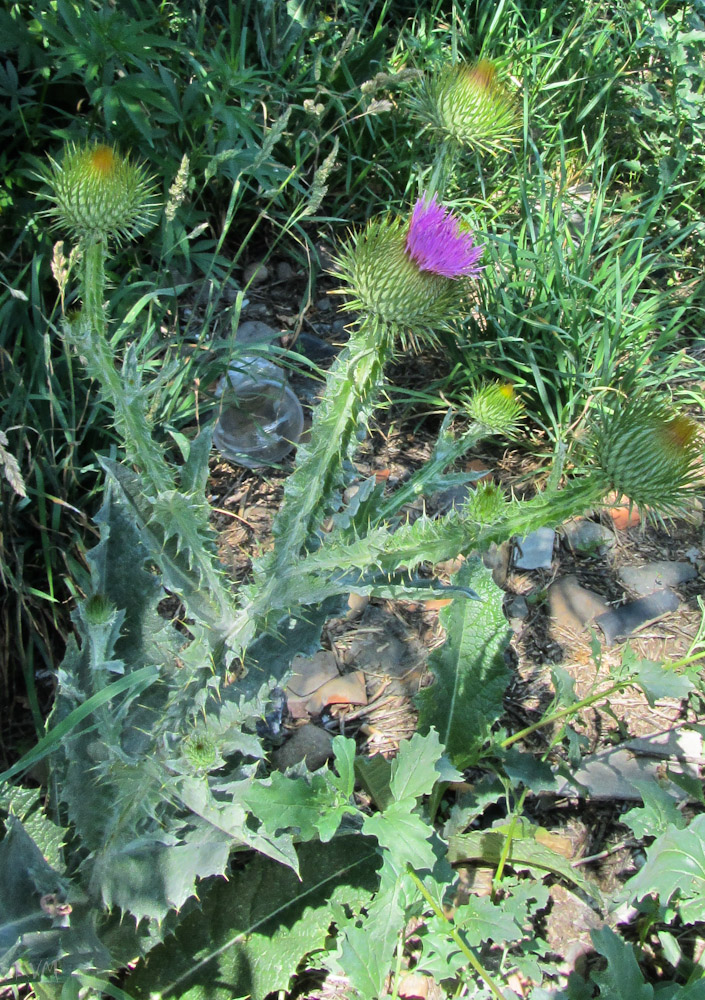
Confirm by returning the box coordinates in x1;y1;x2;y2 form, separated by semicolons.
412;61;520;155
41;142;159;243
463;382;524;436
593;395;703;516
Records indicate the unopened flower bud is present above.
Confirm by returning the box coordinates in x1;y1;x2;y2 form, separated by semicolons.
463;382;523;435
41;142;159;243
413;60;520;154
593;395;703;515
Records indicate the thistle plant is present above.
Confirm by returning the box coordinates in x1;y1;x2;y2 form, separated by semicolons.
42;142;159;244
40;143;245;651
40;143;165;485
592;394;704;517
413;61;521;156
409;60;521;195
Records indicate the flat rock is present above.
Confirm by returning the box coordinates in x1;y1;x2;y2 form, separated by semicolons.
242;261;269;286
271;724;334;771
618;560;697;596
513;527;555;570
483;541;510;587
507;594;529;620
286;651;339;718
548;575;609;633
559;517;615;556
554;727;703;800
235;319;280;345
595;588;679;645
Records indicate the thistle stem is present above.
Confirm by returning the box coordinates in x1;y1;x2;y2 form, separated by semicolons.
65;236;173;496
255;316;392;600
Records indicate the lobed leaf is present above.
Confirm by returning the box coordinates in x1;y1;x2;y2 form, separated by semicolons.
125;837;380;1000
625;814;705;923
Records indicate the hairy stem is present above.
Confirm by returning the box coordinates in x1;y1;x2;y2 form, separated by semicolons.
406;866;507;1000
66;237;172;494
253;316;392;609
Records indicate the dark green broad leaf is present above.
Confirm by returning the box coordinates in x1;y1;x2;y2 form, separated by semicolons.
0;788;65;871
239;596;344;700
416;558;511;768
238;738;359;845
125;836;380;1000
590;926;654;1000
625;814;705;924
418;896;523;979
334;866;408;1000
622;780;686;839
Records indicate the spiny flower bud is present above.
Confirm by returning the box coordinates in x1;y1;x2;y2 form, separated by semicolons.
413;60;520;154
333;193;483;339
182;732;219;771
462;382;523;435
463;480;507;524
41;142;159;244
593;395;703;515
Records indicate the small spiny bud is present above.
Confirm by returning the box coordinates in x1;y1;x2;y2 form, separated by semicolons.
593;395;703;516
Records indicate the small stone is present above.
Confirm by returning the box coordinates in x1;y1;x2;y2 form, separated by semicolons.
276;261;295;281
605;494;641;530
290;331;337;362
234;319;279;345
433;483;470;514
271;724;334;771
483;541;510;588
346;593;370;617
513;527;555;570
595;588;680;645
243;261;269;286
618;561;697;597
559;517;615;556
507;595;529;620
243;302;270;318
316;296;332;312
548;575;609;634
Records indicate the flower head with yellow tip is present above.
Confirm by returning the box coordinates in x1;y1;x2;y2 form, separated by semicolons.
412;60;520;155
41;141;159;244
592;394;703;516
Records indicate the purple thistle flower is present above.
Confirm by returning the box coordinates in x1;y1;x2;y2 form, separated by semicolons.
405;193;484;278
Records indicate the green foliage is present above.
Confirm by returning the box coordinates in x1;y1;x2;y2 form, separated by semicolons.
416;558;511;768
625;814;705;925
124;838;381;1000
